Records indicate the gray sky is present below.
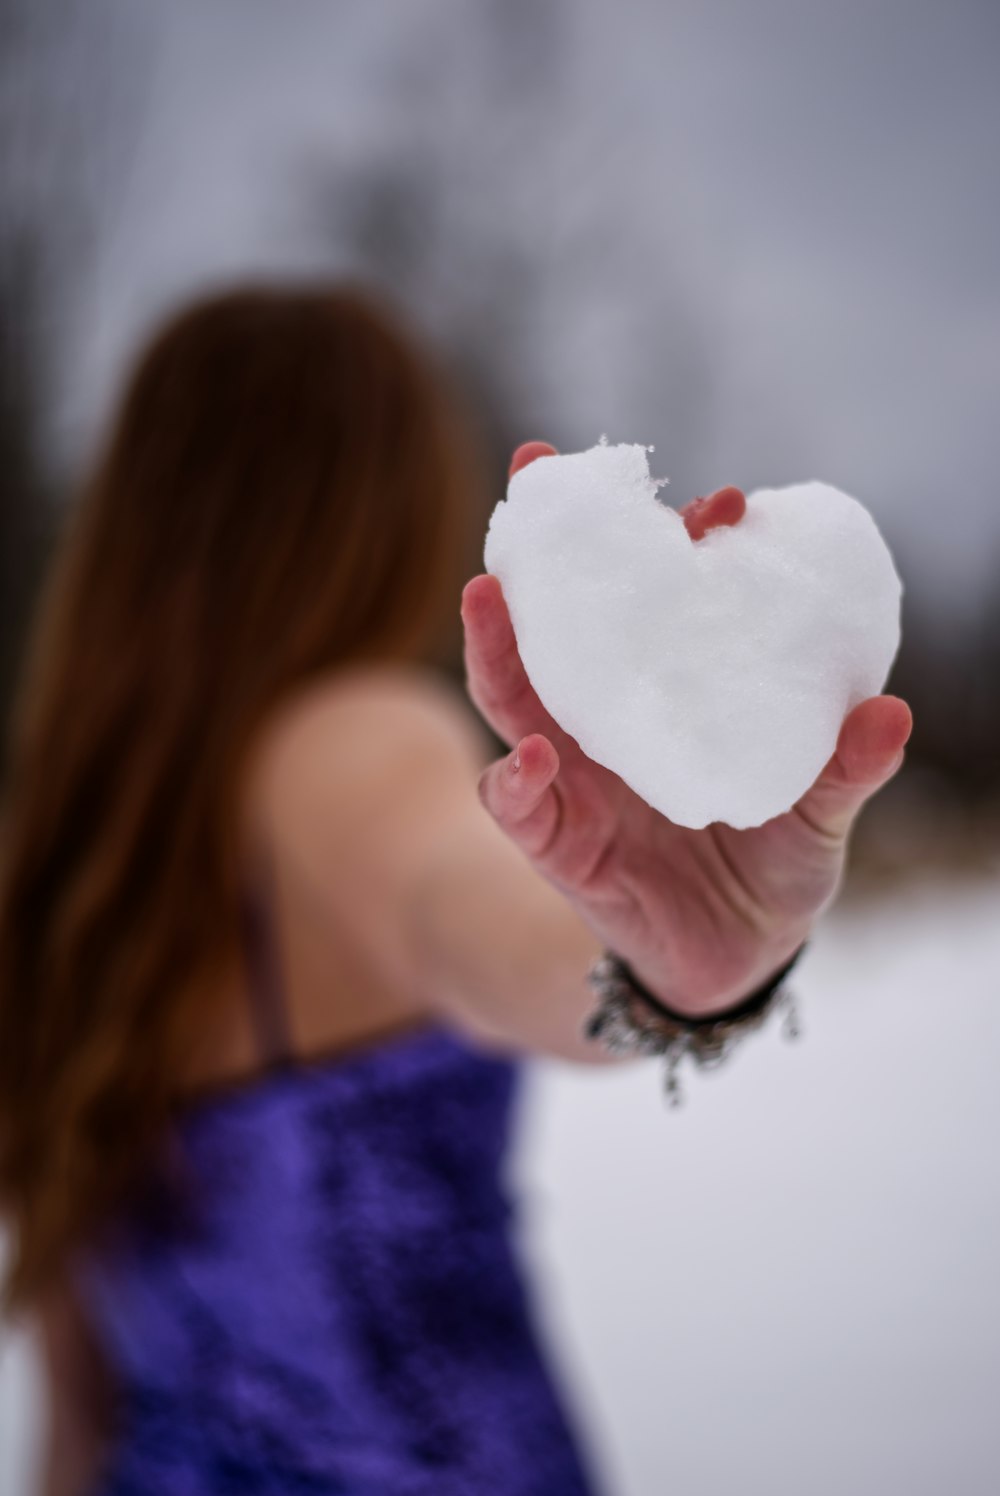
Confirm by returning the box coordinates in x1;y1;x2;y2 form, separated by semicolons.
9;0;1000;623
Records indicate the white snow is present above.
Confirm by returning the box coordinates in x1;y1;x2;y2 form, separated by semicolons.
485;441;902;828
511;875;1000;1496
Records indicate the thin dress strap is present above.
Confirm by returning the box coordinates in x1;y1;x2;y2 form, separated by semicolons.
240;876;294;1070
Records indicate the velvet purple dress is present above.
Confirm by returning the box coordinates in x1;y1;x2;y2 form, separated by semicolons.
73;892;598;1495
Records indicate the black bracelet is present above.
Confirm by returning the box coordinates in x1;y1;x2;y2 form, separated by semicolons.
585;944;807;1106
612;944;807;1030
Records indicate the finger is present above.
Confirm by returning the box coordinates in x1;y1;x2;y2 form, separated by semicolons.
509;441;558;478
478;733;562;860
680;485;746;542
461;573;563;745
793;695;913;842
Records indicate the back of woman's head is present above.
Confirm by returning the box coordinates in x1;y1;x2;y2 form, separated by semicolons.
0;284;480;1308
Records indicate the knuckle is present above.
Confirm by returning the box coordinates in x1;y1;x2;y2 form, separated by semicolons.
477;762;514;825
476;766;495;814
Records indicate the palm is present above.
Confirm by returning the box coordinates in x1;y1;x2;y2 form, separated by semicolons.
463;451;911;1015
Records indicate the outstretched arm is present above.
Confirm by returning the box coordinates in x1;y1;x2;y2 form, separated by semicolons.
258;444;910;1062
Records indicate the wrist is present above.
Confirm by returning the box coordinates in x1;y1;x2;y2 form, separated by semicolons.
625;934;810;1023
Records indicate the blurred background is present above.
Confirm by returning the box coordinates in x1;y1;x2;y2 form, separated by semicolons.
1;2;998;1492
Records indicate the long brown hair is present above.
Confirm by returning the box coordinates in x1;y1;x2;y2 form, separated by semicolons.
0;284;480;1308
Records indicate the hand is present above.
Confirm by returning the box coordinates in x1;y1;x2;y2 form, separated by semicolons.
462;442;912;1017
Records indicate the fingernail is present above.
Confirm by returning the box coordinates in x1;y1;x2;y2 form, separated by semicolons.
512;749;521;772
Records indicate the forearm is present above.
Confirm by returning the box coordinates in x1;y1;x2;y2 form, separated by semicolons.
406;805;620;1064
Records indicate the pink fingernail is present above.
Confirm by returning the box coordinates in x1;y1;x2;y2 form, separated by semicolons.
512;748;521;771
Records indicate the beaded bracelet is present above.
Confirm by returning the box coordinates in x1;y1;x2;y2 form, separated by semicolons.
584;945;805;1106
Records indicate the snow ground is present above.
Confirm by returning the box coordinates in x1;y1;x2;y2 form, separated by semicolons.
3;876;999;1495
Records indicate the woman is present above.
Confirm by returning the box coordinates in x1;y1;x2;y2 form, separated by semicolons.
0;286;911;1494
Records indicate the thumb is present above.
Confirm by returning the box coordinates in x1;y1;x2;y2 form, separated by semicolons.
793;695;913;844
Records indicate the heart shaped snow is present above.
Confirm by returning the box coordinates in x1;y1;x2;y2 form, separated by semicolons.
484;441;902;829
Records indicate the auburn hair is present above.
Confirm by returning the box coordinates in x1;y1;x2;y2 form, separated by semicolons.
0;284;481;1308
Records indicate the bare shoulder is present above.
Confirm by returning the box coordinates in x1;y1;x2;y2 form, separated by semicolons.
247;663;493;875
255;663;490;797
324;663;491;764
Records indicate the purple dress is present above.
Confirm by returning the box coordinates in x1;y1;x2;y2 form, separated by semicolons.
73;892;598;1495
